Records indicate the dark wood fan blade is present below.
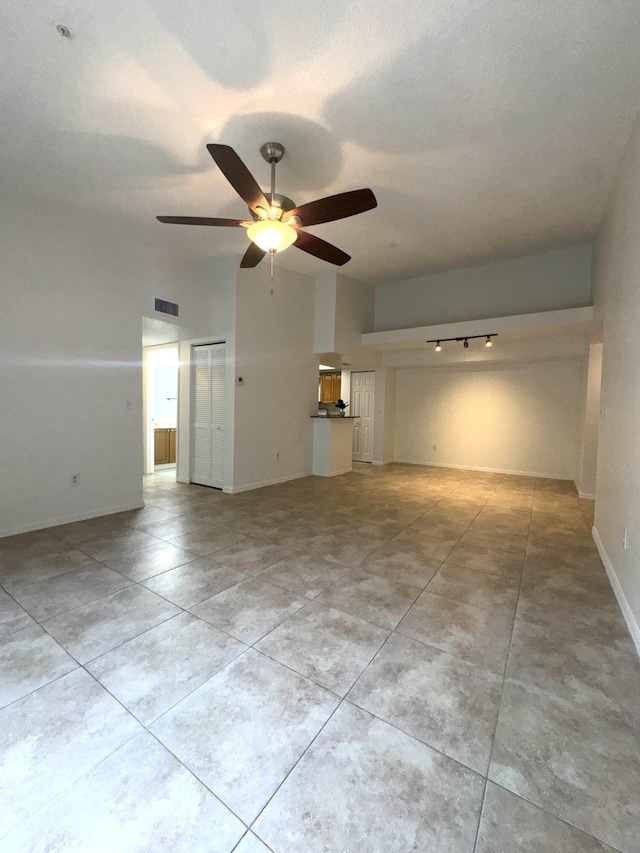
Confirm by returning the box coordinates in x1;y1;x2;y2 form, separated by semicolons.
240;241;267;268
285;188;377;227
294;230;350;266
157;216;247;227
206;144;270;213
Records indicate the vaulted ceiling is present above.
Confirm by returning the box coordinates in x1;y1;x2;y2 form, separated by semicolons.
2;0;640;282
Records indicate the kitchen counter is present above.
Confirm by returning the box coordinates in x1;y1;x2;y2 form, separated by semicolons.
311;416;355;477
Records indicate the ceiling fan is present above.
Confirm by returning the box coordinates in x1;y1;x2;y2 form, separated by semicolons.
157;142;377;272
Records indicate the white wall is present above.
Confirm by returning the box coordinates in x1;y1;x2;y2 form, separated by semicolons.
394;360;583;479
375;244;593;331
576;343;602;499
314;271;378;369
0;205;224;536
232;264;317;492
593;110;640;652
176;262;237;489
334;273;375;366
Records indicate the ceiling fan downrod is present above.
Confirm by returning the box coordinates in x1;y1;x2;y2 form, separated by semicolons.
260;142;285;213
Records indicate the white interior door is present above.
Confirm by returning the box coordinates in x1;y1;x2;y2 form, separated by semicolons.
191;343;225;488
351;371;375;462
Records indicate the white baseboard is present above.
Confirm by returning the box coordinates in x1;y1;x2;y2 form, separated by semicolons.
394;459;574;480
592;526;640;658
308;466;354;479
372;459;394;466
223;472;308;494
0;502;145;540
577;489;596;499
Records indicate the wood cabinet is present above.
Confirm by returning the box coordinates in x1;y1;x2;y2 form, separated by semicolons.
319;371;342;403
154;428;177;464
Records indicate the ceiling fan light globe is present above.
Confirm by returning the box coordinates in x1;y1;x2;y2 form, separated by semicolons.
247;219;297;253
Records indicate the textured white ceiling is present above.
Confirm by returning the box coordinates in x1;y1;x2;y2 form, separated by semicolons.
2;0;640;282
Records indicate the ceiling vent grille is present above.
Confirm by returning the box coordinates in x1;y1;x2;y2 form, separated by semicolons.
155;298;179;317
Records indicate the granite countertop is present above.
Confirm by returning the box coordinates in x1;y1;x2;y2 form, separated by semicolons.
310;415;357;419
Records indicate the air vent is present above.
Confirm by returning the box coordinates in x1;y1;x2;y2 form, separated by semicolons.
155;298;179;317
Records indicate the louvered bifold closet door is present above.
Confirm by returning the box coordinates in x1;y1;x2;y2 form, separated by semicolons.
191;343;226;488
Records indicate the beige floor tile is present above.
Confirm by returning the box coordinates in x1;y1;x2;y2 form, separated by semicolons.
43;585;180;663
446;541;524;578
255;601;389;695
0;732;244;853
103;541;197;580
167;527;246;557
0;625;77;708
2;465;635;852
206;538;294;574
0;589;35;638
87;611;246;724
360;542;440;588
349;633;502;774
397;590;514;674
506;616;640;734
317;568;421;629
257;552;352;598
476;782;617;852
427;563;520;616
191;577;306;644
253;701;485;853
142;557;245;608
489;680;640;853
151;649;338;823
0;668;141;837
10;564;133;621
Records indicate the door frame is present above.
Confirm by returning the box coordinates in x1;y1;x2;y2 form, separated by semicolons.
142;343;179;475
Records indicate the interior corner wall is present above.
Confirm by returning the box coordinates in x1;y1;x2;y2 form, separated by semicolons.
592;109;640;652
374;243;593;331
232;264;317;493
0;205;226;537
393;360;583;479
576;342;602;499
334;274;375;366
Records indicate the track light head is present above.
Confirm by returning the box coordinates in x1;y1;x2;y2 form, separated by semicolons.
463;338;469;348
435;341;441;352
485;336;492;347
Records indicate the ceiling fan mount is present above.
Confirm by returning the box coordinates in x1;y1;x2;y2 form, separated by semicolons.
156;141;377;271
260;141;285;164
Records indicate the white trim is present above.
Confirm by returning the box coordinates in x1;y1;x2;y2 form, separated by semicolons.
592;526;640;658
317;466;354;478
372;459;394;466
577;489;596;499
393;459;575;480
223;472;308;494
0;502;144;539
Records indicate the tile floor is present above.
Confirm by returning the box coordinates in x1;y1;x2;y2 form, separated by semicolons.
1;464;639;852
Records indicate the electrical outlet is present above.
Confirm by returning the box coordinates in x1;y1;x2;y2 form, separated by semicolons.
623;527;628;550
70;473;80;487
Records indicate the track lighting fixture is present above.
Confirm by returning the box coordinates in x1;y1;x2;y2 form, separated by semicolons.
426;333;498;350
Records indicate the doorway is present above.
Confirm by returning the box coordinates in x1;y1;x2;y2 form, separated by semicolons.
351;371;375;462
143;345;179;478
